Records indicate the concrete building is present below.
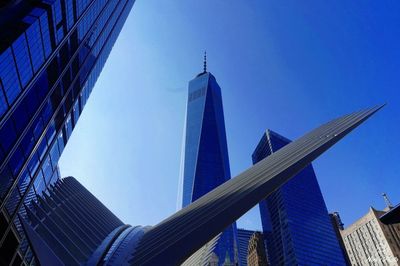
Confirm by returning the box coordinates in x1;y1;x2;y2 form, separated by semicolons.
341;207;400;265
247;232;268;266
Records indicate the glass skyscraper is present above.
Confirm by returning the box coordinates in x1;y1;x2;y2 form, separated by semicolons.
0;0;134;264
252;129;347;265
181;63;238;265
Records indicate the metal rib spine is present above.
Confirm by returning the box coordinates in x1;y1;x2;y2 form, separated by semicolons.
22;176;124;265
130;105;383;265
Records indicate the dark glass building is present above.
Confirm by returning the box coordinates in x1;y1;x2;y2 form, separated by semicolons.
252;129;346;265
237;228;256;266
0;0;134;264
181;62;238;264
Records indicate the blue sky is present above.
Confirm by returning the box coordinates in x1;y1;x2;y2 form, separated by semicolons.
59;1;400;230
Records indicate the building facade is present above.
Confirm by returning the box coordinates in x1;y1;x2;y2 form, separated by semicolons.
237;229;256;266
247;232;268;266
181;65;238;264
341;207;400;265
252;129;346;265
0;0;135;264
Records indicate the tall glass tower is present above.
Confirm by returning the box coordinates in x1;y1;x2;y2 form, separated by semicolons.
252;129;347;265
181;56;238;265
0;0;134;264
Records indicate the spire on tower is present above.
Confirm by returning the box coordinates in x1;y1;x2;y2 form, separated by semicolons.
382;193;393;209
203;51;207;73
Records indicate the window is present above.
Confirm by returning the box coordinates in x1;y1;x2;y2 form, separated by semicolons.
20;129;35;159
0;166;13;199
27;152;40;176
46;120;56;145
23;16;45;73
33;170;46;196
41;155;53;185
0;48;22;105
49;142;60;170
17;169;31;196
12;34;33;88
8;146;24;176
0;118;17;154
11;102;29;135
57;132;65;154
41;99;53;124
0;80;8;117
32;116;44;141
36;139;48;161
65;113;73;139
65;0;75;30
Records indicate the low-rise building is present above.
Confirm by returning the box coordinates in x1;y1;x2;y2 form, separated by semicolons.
341;207;400;265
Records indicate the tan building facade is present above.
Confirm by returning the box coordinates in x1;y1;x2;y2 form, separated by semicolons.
247;232;268;266
341;207;400;265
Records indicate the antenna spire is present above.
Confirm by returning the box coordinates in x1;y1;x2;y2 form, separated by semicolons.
203;51;207;73
382;193;393;209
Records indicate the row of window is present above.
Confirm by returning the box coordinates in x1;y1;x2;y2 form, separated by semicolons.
0;7;53;119
0;0;103;121
0;0;103;188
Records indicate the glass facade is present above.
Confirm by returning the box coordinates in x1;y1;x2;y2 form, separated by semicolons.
0;0;134;264
182;72;238;265
252;130;347;266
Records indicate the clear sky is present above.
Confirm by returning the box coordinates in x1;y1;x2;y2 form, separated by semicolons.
59;1;400;230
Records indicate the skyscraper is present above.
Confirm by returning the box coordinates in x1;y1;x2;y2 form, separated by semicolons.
0;0;135;264
181;55;238;264
252;129;347;265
